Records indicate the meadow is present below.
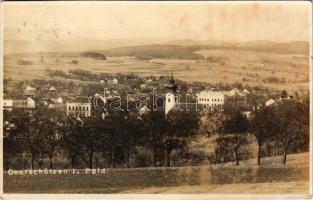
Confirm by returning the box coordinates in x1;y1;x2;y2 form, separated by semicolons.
3;153;309;194
4;48;309;92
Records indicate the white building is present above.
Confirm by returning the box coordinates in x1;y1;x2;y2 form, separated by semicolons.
140;84;146;89
25;85;36;96
26;97;36;108
146;79;153;85
242;89;250;94
3;97;35;110
66;97;91;117
223;88;248;106
265;96;293;107
265;99;276;106
112;78;118;84
49;86;56;91
51;97;63;104
3;99;13;111
197;90;224;111
26;85;36;92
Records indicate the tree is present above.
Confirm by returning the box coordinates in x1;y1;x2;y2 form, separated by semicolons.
252;106;276;165
271;100;309;165
61;116;83;168
222;110;251;165
80;116;103;169
281;90;288;98
122;113;144;168
200;112;226;137
3;110;24;169
97;116;117;168
141;110;169;167
99;111;138;168
166;110;199;166
10;109;46;169
39;108;65;169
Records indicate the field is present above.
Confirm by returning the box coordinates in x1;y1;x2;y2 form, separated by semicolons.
3;152;310;194
4;47;309;92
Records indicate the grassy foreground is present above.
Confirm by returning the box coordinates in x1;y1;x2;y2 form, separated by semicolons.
3;153;309;194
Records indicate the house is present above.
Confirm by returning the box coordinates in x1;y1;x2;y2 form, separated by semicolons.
49;87;56;92
104;88;111;96
48;104;55;109
224;88;248;106
26;97;36;108
42;100;48;106
140;84;146;89
196;90;224;111
25;85;36;96
4;97;36;110
242;89;250;94
265;95;295;107
107;78;118;85
13;97;35;109
3;99;13;111
146;79;153;85
112;78;118;84
66;97;92;117
56;97;63;104
26;85;36;92
50;97;63;104
265;99;276;106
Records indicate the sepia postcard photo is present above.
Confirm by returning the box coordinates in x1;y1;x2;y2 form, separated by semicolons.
0;1;312;199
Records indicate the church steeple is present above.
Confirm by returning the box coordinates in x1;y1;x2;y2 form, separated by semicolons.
167;73;177;93
165;73;179;115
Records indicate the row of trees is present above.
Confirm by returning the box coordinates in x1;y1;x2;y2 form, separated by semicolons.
218;100;309;165
4;98;309;169
4;107;199;169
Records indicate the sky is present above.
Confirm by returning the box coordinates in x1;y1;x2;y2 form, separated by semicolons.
3;2;312;43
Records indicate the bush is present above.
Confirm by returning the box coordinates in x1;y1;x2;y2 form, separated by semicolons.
82;52;106;60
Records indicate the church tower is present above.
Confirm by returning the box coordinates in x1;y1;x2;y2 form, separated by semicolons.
165;73;178;115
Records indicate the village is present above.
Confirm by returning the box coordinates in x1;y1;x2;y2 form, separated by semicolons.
3;73;295;118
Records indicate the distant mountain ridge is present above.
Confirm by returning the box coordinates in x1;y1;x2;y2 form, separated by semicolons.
4;39;309;56
164;39;309;52
102;40;309;59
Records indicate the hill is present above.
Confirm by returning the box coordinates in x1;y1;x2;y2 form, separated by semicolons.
103;44;205;60
160;40;309;55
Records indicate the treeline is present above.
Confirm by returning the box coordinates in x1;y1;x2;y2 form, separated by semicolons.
45;68;281;97
3;98;309;170
46;69;98;81
4;106;199;169
104;45;205;60
214;100;309;165
46;69;141;83
81;52;106;60
263;76;286;84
